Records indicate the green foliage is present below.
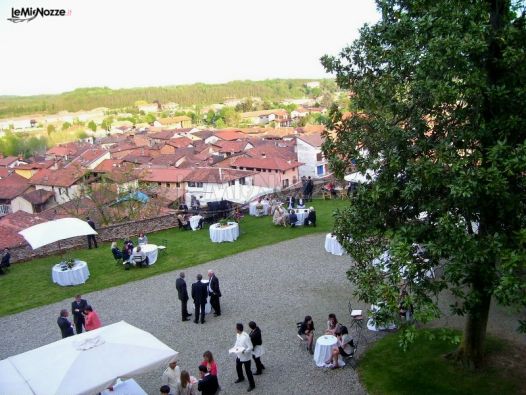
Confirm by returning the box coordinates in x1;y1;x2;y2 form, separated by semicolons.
321;0;526;366
61;121;72;131
359;329;521;395
0;79;327;118
87;120;97;132
101;116;113;131
0;132;48;158
47;124;55;134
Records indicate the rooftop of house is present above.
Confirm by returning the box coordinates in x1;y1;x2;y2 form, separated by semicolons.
0;156;19;167
20;189;54;205
166;137;193;149
213;140;251;153
0;173;32;200
29;166;86;188
0;211;48;249
230;156;302;171
140;168;193;183
14;160;54;170
157;116;192;125
185;167;255;183
67;148;109;167
296;133;324;147
214;129;248;141
93;159;125;173
241;109;288;118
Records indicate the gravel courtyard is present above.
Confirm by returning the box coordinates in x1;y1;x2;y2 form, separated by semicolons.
0;233;523;394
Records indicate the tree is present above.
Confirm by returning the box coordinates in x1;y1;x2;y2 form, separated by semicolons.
321;0;526;368
47;124;56;135
62;121;72;131
87;121;97;132
101;116;113;131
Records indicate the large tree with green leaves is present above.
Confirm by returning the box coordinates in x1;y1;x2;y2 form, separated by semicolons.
321;0;526;368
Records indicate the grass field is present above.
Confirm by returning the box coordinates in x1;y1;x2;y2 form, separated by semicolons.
0;199;348;317
358;329;523;395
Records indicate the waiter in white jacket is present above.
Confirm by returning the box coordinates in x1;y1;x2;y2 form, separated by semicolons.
233;322;255;392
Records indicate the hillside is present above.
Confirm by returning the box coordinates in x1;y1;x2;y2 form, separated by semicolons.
0;79;327;118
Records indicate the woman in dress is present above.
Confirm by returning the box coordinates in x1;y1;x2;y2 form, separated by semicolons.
327;326;355;369
174;370;196;395
326;313;342;335
200;350;218;376
137;232;148;245
298;315;315;354
84;305;102;331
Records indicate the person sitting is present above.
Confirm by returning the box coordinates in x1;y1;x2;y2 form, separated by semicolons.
132;246;149;268
122;239;133;263
298;315;315;354
288;209;298;228
233;207;244;223
0;248;11;275
179;202;189;211
111;242;122;261
327;326;355;369
255;198;265;216
138;232;148;245
326;313;342;335
304;207;317;227
177;213;191;230
296;194;305;208
272;206;287;226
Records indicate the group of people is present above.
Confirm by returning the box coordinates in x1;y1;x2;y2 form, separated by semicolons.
272;205;316;228
111;233;150;268
0;248;11;275
301;176;314;201
57;294;102;338
176;270;221;324
297;313;355;369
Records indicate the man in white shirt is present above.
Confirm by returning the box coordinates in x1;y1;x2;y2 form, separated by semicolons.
233;323;255;392
132;246;148;268
161;356;180;393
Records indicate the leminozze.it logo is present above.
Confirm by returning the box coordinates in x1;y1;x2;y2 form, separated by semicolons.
8;7;72;23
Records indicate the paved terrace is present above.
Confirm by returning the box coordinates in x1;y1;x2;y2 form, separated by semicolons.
0;234;523;394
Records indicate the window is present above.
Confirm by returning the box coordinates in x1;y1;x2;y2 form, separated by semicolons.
188;182;195;187
239;177;246;185
158;182;162;187
317;165;324;176
228;180;235;186
176;182;180;188
316;152;323;162
282;179;289;188
292;176;297;184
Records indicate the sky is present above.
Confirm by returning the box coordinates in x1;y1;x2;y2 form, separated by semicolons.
0;0;379;96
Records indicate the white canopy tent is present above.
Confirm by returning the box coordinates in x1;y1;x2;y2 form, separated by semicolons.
188;184;274;205
1;321;178;395
18;217;97;249
344;169;377;184
0;359;34;395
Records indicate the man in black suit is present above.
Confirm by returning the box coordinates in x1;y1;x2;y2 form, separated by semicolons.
0;248;10;275
86;216;98;249
197;365;219;395
71;294;88;334
57;309;74;338
175;272;192;322
207;270;221;316
191;274;208;324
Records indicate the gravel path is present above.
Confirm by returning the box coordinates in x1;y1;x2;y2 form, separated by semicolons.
0;234;523;395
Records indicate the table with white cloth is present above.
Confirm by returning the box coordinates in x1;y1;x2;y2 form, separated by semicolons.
313;335;346;368
101;378;147;395
190;215;204;230
209;222;239;243
191;279;212;314
51;260;90;286
132;244;158;265
325;233;346;256
293;208;310;226
249;201;270;216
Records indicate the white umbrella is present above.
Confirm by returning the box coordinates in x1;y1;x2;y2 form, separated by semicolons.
0;359;34;395
4;321;178;395
18;217;97;249
344;169;377;184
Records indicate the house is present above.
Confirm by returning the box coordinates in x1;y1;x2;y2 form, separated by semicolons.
137;103;160;113
210;129;248;142
92;160;140;193
67;148;110;170
0;173;32;216
0;156;23;168
13;161;55;179
11;189;55;214
240;110;289;126
159;137;194;154
211;140;254;157
296;133;329;179
227;156;302;190
291;107;310;119
140;168;192;203
183;167;256;206
29;166;88;204
154;116;192;129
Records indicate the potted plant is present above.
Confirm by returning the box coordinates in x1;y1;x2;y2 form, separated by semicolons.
218;219;229;227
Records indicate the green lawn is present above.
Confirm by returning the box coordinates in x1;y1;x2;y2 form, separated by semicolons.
0;199;348;317
358;329;522;395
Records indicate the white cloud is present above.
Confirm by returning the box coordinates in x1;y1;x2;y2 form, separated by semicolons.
0;0;379;95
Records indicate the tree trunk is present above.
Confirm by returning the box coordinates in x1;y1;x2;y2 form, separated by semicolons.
452;290;491;369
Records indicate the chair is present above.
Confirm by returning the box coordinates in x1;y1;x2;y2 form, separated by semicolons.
132;255;148;268
157;239;167;254
177;217;191;231
111;249;122;265
322;191;331;200
348;301;368;345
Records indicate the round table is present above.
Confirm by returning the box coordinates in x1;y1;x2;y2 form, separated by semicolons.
132;244;158;265
190;215;204;230
249;201;270;216
293;208;310;226
52;260;90;286
313;335;338;367
325;234;346;256
209;222;239;243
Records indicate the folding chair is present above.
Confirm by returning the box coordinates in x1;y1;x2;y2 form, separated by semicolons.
157;239;167;254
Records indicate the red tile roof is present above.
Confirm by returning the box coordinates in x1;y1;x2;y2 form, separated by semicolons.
46;146;77;157
0;211;47;249
245;144;296;161
0;156;18;167
93;159;124;173
0;173;32;200
213;140;251;153
20;189;54;205
230;156;302;171
74;148;108;165
141;168;193;183
14;161;54;170
166;137;193;149
185;167;255;183
296;133;324;147
149;130;176;140
214;129;247;141
29;166;86;187
0;168;11;178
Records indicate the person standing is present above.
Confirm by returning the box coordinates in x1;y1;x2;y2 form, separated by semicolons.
176;272;192;322
86;216;98;249
248;321;265;375
191;274;208;324
0;248;11;275
161;356;181;394
207;270;221;316
197;365;219;395
305;176;314;201
84;305;102;331
233;323;255;392
57;309;74;338
71;294;88;334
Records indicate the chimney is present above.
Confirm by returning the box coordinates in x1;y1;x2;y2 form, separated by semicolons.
261;152;266;159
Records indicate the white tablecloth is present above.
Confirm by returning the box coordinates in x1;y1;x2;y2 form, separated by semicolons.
132;244;158;265
249;201;270;216
52;260;90;286
209;222;239;243
190;215;204;230
191;279;212;314
101;379;147;395
325;234;345;256
293;208;310;226
313;335;338;367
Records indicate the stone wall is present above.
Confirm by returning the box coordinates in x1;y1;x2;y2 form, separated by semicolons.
10;213;179;263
